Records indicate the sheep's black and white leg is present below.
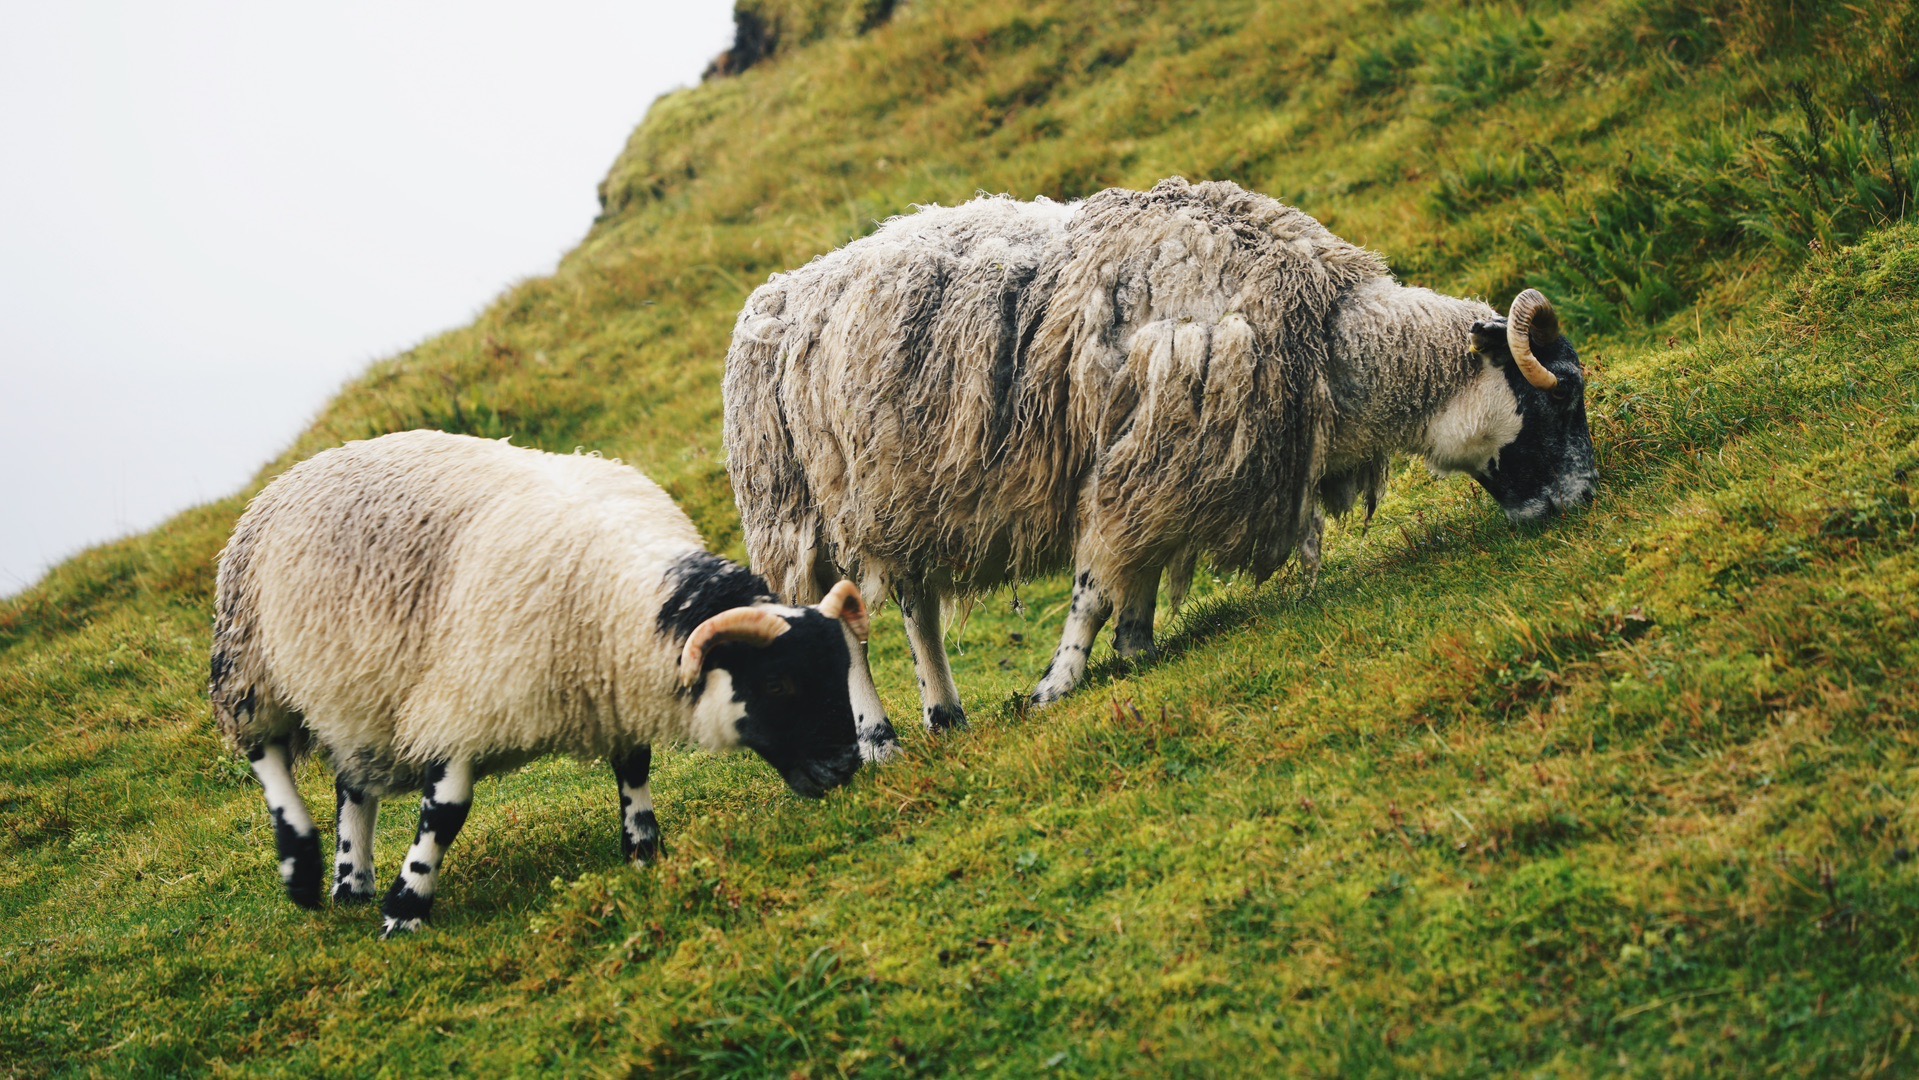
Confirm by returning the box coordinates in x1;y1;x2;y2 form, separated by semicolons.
1111;566;1162;664
380;759;473;939
900;581;966;732
332;776;379;905
847;635;901;762
1031;569;1115;707
815;562;900;762
613;745;660;865
247;741;324;910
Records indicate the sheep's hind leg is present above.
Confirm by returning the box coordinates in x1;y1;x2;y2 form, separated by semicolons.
613;745;661;865
380;759;473;939
1164;546;1198;618
1111;565;1163;664
247;741;324;910
1031;569;1115;707
332;776;379;904
900;581;966;732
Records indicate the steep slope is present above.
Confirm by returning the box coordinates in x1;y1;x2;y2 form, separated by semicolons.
2;0;1916;1074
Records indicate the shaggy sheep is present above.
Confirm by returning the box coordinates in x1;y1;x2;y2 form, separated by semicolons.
725;177;1596;725
210;430;895;937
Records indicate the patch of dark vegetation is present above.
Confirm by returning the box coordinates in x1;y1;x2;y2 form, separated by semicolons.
1348;36;1420;97
1523;85;1916;331
706;6;777;77
704;0;900;79
1591;0;1839;70
976;63;1066;135
1426;143;1563;215
1428;11;1547;108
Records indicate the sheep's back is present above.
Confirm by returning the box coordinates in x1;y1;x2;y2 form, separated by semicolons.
220;431;699;766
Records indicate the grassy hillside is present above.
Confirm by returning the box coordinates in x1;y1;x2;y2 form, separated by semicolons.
4;0;1917;1074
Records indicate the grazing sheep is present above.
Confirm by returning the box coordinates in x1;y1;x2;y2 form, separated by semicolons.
210;430;894;937
725;177;1596;725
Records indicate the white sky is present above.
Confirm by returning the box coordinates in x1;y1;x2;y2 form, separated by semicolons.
0;2;737;595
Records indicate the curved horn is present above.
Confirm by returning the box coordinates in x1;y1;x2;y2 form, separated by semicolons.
677;607;791;688
1506;288;1561;392
816;580;870;643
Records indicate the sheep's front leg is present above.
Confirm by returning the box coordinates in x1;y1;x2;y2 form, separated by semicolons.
812;561;900;762
612;745;660;865
1110;565;1163;664
847;635;901;763
333;776;379;905
247;741;324;910
380;759;473;939
900;581;966;731
1031;570;1114;707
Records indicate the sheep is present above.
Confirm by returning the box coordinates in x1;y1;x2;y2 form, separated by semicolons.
725;177;1597;726
209;429;896;937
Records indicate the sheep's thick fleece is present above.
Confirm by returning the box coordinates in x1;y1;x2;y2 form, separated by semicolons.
725;177;1394;599
212;430;708;794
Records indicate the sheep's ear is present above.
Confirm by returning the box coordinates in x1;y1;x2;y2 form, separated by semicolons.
1473;316;1504;358
1469;318;1508;360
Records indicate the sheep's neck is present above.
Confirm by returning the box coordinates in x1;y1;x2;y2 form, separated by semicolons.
1321;282;1489;471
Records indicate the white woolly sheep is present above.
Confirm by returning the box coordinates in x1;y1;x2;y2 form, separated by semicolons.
210;429;895;937
724;177;1597;726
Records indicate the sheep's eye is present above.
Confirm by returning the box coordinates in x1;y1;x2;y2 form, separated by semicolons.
763;676;799;699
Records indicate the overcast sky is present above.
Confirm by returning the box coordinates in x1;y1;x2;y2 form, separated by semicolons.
0;2;736;595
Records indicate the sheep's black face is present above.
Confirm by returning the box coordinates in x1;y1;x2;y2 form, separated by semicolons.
1468;317;1599;522
709;610;863;799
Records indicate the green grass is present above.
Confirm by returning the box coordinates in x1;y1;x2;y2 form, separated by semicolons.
3;0;1917;1074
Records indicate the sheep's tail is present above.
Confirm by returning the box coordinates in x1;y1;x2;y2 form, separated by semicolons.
209;501;304;757
723;296;822;601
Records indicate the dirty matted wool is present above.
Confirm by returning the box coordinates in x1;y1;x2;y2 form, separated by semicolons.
724;177;1390;600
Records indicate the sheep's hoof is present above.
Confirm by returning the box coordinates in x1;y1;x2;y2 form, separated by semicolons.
622;810;662;865
379;916;426;940
1029;684;1069;708
280;834;325;909
924;704;967;732
333;885;376;906
858;717;902;763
